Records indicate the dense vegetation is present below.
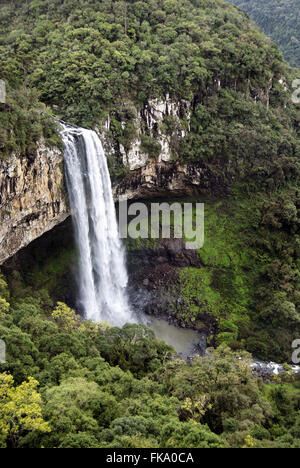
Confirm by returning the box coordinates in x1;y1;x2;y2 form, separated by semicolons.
126;191;300;363
0;0;298;156
0;88;61;160
0;0;300;448
229;0;300;68
1;273;300;448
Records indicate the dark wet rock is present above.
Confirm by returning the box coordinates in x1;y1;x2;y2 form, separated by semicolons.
114;160;233;201
128;238;201;273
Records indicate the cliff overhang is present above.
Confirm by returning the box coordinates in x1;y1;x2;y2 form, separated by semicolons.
0;141;69;265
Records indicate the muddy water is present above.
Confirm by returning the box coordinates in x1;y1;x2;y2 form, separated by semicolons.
149;317;205;359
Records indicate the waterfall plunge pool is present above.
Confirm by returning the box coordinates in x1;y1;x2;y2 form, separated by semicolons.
61;124;205;358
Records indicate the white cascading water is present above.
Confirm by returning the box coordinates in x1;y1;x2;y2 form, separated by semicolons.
61;124;134;326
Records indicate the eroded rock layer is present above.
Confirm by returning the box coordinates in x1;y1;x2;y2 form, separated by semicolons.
0;142;68;264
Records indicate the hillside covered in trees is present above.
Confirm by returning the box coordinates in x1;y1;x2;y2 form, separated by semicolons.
0;0;298;157
0;0;300;449
229;0;300;68
1;273;300;448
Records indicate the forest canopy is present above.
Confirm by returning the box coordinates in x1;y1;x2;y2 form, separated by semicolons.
0;275;300;448
0;0;300;449
0;0;298;153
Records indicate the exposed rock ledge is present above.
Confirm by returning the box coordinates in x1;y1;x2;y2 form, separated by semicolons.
113;159;232;201
0;142;69;265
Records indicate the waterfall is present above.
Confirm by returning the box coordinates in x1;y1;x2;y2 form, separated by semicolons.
61;124;134;326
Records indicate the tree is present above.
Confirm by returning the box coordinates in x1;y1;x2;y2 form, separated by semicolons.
51;302;80;331
0;297;10;321
160;419;227;448
160;345;273;433
42;377;119;447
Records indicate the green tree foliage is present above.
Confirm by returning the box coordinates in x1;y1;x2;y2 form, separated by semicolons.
0;289;299;448
95;324;175;377
160;420;226;448
51;302;80;331
42;377;119;447
0;85;61;160
2;1;298;361
0;0;298;163
0;372;50;448
0;0;300;449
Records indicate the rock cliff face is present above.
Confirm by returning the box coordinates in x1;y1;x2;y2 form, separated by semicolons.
0;142;69;265
113;159;232;201
0;97;229;264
